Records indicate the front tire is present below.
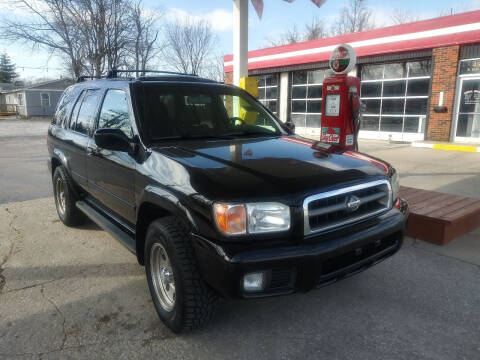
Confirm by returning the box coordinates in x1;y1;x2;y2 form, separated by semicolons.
52;166;85;226
145;217;218;333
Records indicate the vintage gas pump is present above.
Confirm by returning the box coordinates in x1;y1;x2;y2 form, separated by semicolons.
320;44;361;150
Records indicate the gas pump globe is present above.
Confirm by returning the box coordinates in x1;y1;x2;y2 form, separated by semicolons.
320;44;362;150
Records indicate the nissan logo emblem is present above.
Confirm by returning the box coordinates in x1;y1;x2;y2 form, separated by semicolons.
346;195;361;212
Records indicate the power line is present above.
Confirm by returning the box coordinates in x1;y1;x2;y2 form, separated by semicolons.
16;65;65;71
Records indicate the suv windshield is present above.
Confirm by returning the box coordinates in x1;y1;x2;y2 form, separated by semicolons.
136;83;286;141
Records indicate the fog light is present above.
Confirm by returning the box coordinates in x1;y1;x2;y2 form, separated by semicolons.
243;272;266;292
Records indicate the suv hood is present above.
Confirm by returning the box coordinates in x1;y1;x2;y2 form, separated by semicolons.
150;136;390;202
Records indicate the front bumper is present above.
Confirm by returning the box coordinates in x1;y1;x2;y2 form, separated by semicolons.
192;200;408;299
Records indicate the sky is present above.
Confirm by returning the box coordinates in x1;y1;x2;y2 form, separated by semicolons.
0;0;478;80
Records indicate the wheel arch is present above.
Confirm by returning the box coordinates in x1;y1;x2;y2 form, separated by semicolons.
51;148;69;176
135;186;198;265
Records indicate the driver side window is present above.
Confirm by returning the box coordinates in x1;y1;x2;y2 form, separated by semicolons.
98;89;132;138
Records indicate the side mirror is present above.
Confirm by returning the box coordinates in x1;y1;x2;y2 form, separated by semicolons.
94;128;131;152
285;121;295;134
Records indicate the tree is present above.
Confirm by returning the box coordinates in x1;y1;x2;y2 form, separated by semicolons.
265;17;327;47
0;53;19;83
330;0;375;36
163;17;218;75
390;9;420;25
0;0;162;78
128;2;163;72
304;17;327;41
202;54;226;82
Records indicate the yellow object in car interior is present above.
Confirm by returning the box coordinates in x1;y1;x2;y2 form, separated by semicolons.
239;98;257;125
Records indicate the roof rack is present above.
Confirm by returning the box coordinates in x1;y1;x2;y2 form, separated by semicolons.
106;69;198;78
76;75;105;83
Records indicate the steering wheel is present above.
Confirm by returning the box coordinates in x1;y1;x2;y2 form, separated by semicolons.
229;117;244;126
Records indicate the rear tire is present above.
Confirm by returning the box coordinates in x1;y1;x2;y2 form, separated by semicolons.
53;166;86;226
145;217;218;333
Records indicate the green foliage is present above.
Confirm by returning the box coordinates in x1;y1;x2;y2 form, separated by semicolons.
0;53;19;83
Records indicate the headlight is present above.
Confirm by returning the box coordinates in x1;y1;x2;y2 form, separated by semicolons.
390;170;400;202
246;203;290;234
214;202;290;235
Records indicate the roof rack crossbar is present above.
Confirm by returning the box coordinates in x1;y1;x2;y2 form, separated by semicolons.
76;75;105;83
106;69;198;78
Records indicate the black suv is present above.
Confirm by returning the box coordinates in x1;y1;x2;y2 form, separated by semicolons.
47;71;408;333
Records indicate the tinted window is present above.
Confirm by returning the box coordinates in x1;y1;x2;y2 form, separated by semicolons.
384;63;406;79
140;85;284;140
363;99;381;114
265;86;277;99
380;117;403;132
306;114;320;128
292;86;306;99
360;116;380;131
74;89;101;135
98;90;132;137
291;113;305;127
307;100;322;113
257;74;279;114
459;59;480;75
408;60;431;77
265;74;278;86
361;82;382;97
308;70;324;84
308;85;322;98
69;90;85;130
292;100;306;112
53;87;77;128
362;64;383;80
382;99;405;115
383;80;406;97
292;71;307;84
407;78;430;96
404;117;421;133
266;100;277;113
405;98;428;114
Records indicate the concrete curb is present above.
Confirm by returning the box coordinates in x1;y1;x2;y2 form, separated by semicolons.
412;142;480;153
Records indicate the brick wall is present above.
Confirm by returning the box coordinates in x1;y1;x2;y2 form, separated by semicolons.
427;45;460;141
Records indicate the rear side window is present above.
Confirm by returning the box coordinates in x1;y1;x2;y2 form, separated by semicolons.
98;89;132;137
68;90;85;130
73;89;101;135
53;87;77;128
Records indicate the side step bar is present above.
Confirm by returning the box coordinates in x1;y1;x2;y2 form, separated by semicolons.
76;201;136;255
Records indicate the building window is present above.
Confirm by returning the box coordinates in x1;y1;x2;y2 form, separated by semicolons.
290;69;325;129
360;60;431;134
40;93;50;108
17;93;24;106
459;58;480;75
257;74;278;114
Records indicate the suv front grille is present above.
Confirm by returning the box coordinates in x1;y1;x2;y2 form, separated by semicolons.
303;180;392;235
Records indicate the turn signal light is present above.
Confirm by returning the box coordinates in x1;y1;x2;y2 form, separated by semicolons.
214;204;246;235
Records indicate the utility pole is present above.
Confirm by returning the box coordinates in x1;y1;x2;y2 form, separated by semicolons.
233;0;248;86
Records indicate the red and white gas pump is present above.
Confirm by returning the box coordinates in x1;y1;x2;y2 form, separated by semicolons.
320;44;362;150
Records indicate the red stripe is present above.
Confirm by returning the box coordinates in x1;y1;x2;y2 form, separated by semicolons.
224;29;480;72
224;11;480;72
343;151;389;174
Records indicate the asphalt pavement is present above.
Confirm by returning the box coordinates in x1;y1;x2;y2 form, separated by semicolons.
0;118;52;204
1;118;479;359
1;198;479;359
